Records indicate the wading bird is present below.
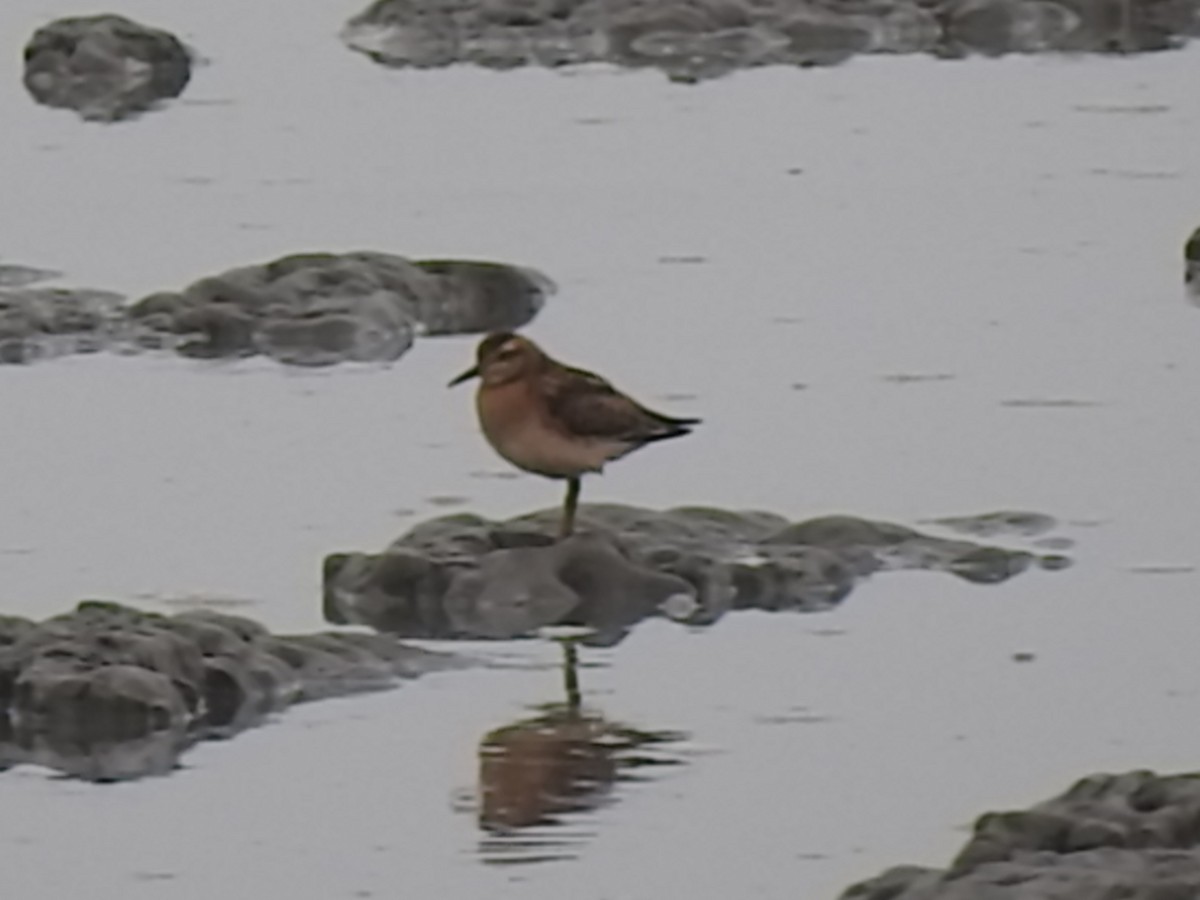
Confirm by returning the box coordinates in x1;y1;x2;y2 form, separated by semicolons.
449;333;699;538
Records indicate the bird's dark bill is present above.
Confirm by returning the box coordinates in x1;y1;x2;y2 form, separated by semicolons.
447;364;480;387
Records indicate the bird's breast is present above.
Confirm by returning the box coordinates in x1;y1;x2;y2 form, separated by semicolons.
476;382;623;479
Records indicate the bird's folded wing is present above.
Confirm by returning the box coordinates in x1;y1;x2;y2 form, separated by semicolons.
542;366;661;440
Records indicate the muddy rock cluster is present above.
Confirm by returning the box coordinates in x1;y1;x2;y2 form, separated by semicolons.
0;252;551;366
125;252;552;365
22;0;1200;122
341;0;1200;81
0;601;462;780
0;286;125;364
841;770;1200;899
324;505;1066;644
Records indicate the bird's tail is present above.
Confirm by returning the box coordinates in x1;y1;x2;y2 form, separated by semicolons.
646;414;700;442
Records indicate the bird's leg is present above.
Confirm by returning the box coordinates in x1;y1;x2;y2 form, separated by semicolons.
560;476;581;538
561;638;581;712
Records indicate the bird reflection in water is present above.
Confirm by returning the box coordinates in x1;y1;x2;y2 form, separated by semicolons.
475;629;687;864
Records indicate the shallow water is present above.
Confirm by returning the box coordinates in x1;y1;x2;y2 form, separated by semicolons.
3;1;1200;897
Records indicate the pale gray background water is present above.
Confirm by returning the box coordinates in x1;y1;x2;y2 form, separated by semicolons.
2;1;1200;898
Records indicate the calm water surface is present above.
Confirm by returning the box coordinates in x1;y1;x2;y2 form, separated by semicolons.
2;1;1200;897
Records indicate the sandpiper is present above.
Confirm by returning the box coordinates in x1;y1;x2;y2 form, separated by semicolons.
449;333;699;538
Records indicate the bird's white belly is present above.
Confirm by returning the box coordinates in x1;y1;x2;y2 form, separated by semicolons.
490;421;625;478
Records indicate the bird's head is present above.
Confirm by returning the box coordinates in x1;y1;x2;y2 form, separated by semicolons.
448;332;544;388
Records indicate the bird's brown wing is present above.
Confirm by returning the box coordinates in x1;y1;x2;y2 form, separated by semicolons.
541;365;694;443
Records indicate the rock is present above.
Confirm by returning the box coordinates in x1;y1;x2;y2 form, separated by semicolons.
325;505;1062;642
448;533;695;643
412;260;555;336
867;4;943;53
0;614;36;647
603;2;765;79
342;0;1200;76
926;510;1058;538
775;12;875;66
22;14;191;121
628;26;790;80
264;633;405;700
1048;0;1187;51
341;0;603;68
16;662;189;741
952;771;1200;870
9;724;192;781
253;295;414;367
0;601;466;780
944;0;1080;55
340;0;467;68
0;286;125;363
124;251;551;365
0;262;61;289
125;252;425;364
341;0;794;77
840;771;1200;899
